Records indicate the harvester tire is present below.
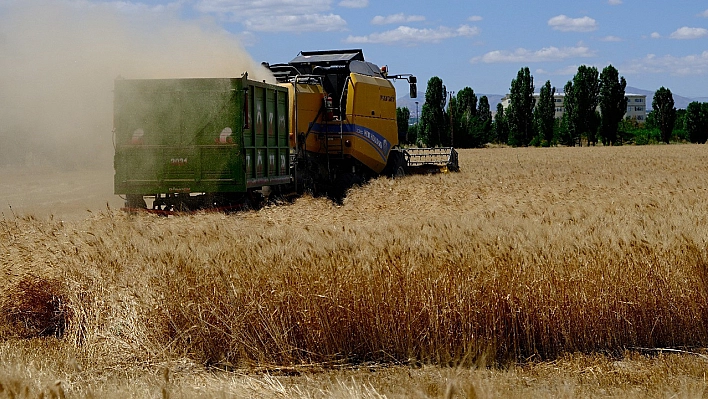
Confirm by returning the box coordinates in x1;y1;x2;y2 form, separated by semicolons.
387;150;406;178
330;172;364;204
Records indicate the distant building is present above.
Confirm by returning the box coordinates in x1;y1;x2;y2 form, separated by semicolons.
500;93;647;122
625;94;647;121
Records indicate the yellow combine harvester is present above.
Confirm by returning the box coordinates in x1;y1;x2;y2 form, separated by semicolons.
268;49;459;198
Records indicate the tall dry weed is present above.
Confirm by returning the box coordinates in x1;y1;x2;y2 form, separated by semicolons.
0;274;67;338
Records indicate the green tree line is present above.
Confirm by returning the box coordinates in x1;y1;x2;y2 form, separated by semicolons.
398;66;708;148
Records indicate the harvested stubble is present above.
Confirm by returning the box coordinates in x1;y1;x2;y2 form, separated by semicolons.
2;145;708;368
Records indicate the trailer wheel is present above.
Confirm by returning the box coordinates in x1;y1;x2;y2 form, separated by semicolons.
126;194;147;209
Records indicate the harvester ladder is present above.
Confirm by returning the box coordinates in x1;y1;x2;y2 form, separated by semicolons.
323;88;345;178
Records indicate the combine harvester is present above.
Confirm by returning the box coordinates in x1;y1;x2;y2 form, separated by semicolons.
114;49;459;212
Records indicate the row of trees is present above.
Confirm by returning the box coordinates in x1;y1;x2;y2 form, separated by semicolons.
397;66;708;148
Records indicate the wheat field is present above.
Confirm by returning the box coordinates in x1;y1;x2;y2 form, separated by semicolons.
2;145;708;397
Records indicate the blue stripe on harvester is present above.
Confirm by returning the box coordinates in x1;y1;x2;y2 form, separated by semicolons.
311;123;391;161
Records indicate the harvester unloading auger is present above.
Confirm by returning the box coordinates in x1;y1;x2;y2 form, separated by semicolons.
113;49;459;212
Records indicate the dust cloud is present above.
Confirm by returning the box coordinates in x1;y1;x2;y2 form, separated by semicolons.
0;0;272;169
0;0;272;218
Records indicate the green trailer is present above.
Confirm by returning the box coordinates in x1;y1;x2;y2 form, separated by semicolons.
113;76;290;211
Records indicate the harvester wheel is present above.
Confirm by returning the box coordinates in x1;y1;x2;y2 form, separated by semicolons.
330;172;364;204
388;150;406;178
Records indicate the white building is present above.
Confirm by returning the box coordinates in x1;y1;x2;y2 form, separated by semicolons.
500;93;647;122
625;94;647;121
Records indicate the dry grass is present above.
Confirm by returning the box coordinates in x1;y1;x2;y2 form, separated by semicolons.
0;342;707;398
2;145;708;396
0;274;67;338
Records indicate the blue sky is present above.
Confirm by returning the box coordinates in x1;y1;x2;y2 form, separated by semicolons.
89;0;708;99
2;0;708;99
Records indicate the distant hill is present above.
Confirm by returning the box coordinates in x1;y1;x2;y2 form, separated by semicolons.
396;91;424;119
398;87;705;114
626;86;700;111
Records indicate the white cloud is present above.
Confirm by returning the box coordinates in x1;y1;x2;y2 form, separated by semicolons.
669;26;708;39
62;0;183;14
455;25;479;36
471;45;595;63
608;0;622;5
554;65;583;76
196;0;332;15
650;32;661;39
345;24;479;45
548;15;598;32
105;1;182;13
339;0;367;8
600;35;622;42
236;31;258;47
623;51;708;77
195;0;346;32
468;15;482;22
371;13;425;25
537;65;582;77
699;9;708;17
245;13;347;32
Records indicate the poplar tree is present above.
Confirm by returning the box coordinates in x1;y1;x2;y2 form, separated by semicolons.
560;81;578;146
420;76;448;147
652;87;676;144
533;80;556;146
450;87;477;147
476;95;492;146
598;65;628;145
396;107;410;144
494;103;508;144
565;65;600;146
685;101;707;144
507;67;535;146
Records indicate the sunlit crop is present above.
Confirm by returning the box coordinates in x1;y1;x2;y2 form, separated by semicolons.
2;145;708;397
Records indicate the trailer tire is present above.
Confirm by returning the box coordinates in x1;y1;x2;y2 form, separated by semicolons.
126;194;147;209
